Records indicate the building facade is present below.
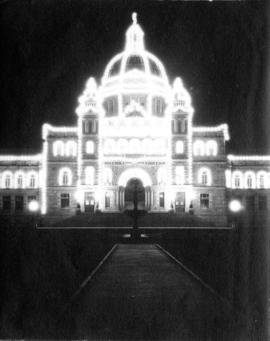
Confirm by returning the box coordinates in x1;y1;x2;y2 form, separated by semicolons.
0;14;269;226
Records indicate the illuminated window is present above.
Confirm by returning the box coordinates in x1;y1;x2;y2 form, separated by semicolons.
103;97;118;117
159;192;165;208
194;140;205;156
126;55;145;71
200;193;209;209
27;172;38;188
152;97;165;117
85;166;95;185
66;141;77;157
105;191;113;208
129;139;141;154
257;171;267;189
109;59;121;76
142;138;152;154
232;171;243;189
234;175;240;188
247;176;253;188
86;141;95;154
61;193;70;208
59;168;72;186
53;140;64;156
244;172;256;189
157;167;167;185
175;141;184;154
175;166;184;185
3;172;12;189
14;171;25;189
103;167;113;185
83;120;91;134
149;59;161;76
198;168;211;186
16;174;24;188
206;140;218;156
117;139;128;154
104;139;116;154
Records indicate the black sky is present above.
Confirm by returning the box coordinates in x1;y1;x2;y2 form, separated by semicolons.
0;0;269;154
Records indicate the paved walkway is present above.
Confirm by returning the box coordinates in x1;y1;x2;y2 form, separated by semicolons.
58;244;233;340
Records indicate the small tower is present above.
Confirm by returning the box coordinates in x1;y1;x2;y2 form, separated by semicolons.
76;77;100;212
171;77;194;212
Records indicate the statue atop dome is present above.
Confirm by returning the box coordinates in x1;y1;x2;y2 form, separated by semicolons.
125;12;144;52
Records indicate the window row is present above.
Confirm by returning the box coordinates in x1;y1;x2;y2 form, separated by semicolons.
0;171;39;189
83;119;98;134
172;119;187;134
1;195;37;211
193;140;218;156
103;138;167;155
227;170;270;189
53;140;77;157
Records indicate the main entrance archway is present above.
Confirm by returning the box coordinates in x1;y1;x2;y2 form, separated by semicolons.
117;168;152;211
124;178;145;210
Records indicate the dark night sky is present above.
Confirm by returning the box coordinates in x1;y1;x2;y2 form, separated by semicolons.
0;0;269;154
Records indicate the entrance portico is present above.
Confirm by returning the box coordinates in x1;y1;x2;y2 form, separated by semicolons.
117;168;152;211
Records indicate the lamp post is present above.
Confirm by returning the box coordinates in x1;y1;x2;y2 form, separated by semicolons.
28;200;40;228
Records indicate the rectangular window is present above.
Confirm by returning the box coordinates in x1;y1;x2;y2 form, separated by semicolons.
258;195;267;211
3;196;11;210
105;192;111;208
28;195;37;202
159;192;165;208
15;196;24;211
246;196;255;212
200;193;209;209
61;193;70;208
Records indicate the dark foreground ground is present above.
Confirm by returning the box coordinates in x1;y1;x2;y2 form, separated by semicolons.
0;214;268;340
58;244;234;340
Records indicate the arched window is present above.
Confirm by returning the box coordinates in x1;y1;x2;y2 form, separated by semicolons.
53;140;65;156
175;141;184;154
244;171;256;189
175;166;184;185
193;140;205;156
104;139;116;154
15;171;25;189
27;171;38;188
152;97;165;117
85;166;95;185
2;171;13;189
206;140;218;156
66;141;77;157
58;168;72;186
103;167;112;185
129;139;141;154
142;138;152;154
117;139;128;154
257;171;268;189
157;167;167;185
86;141;95;154
232;171;243;189
198;167;212;186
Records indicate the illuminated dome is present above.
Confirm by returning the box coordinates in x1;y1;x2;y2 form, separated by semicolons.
100;13;170;105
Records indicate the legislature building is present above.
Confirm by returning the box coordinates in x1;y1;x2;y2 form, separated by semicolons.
0;13;269;225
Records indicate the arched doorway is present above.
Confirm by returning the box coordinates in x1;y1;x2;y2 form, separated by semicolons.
118;168;152;211
124;178;145;210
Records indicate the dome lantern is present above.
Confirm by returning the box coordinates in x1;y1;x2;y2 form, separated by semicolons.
125;12;145;52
